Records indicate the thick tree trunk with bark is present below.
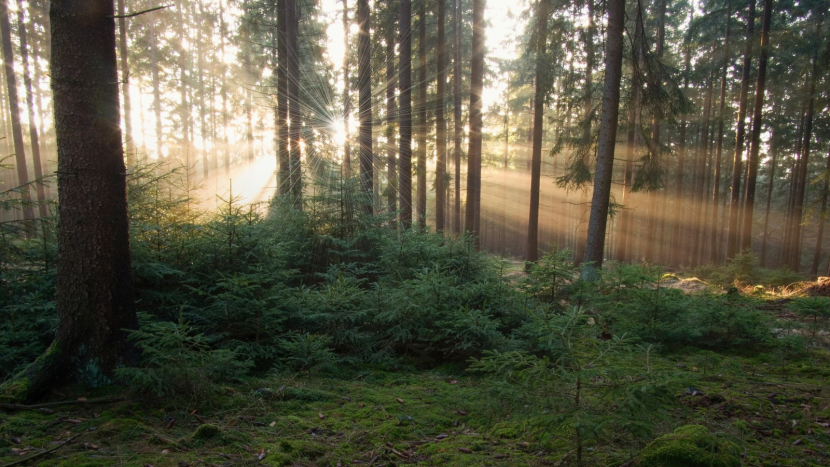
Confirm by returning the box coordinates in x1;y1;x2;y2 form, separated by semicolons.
526;0;549;263
726;0;755;258
435;0;447;232
357;0;372;212
398;0;412;229
464;0;484;246
580;0;625;280
740;0;772;253
2;0;138;402
0;0;34;222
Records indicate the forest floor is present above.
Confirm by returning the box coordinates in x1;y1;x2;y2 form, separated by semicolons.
1;334;829;467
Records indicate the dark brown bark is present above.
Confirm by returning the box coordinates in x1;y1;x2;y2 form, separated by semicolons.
581;0;625;279
740;0;772;253
527;0;549;263
6;0;138;402
435;0;447;232
357;0;372;212
0;0;34;222
416;1;427;228
15;0;47;218
399;0;412;229
726;0;755;258
464;0;484;245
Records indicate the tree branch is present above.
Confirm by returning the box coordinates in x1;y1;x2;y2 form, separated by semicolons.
109;5;170;19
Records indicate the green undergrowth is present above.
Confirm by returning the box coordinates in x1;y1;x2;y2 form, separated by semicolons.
2;351;829;466
3;163;830;465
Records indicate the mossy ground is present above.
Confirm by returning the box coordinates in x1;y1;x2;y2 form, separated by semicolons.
1;347;829;467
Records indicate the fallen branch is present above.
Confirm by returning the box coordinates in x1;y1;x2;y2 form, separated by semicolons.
1;431;86;467
0;397;125;412
109;5;170;19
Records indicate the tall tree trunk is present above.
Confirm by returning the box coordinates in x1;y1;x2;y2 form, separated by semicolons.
197;1;208;178
416;1;427;228
435;0;447;232
244;45;254;163
643;0;666;263
740;0;772;253
526;0;549;263
0;0;34;222
672;41;691;267
357;0;372;212
692;78;714;265
759;116;777;267
398;0;412;229
811;147;830;276
615;1;644;263
386;19;397;226
149;3;162;158
15;0;47;218
452;0;461;234
175;0;189;164
219;0;230;174
116;0;133;163
710;4;731;263
277;0;289;194
581;0;625;280
726;0;755;258
464;0;484;245
789;18;823;271
6;0;138;402
287;0;302;207
342;0;351;177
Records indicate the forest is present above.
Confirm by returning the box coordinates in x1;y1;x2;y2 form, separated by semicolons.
0;0;829;465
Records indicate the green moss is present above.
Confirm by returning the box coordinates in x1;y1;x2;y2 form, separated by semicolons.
0;377;30;401
638;425;741;467
193;423;223;440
